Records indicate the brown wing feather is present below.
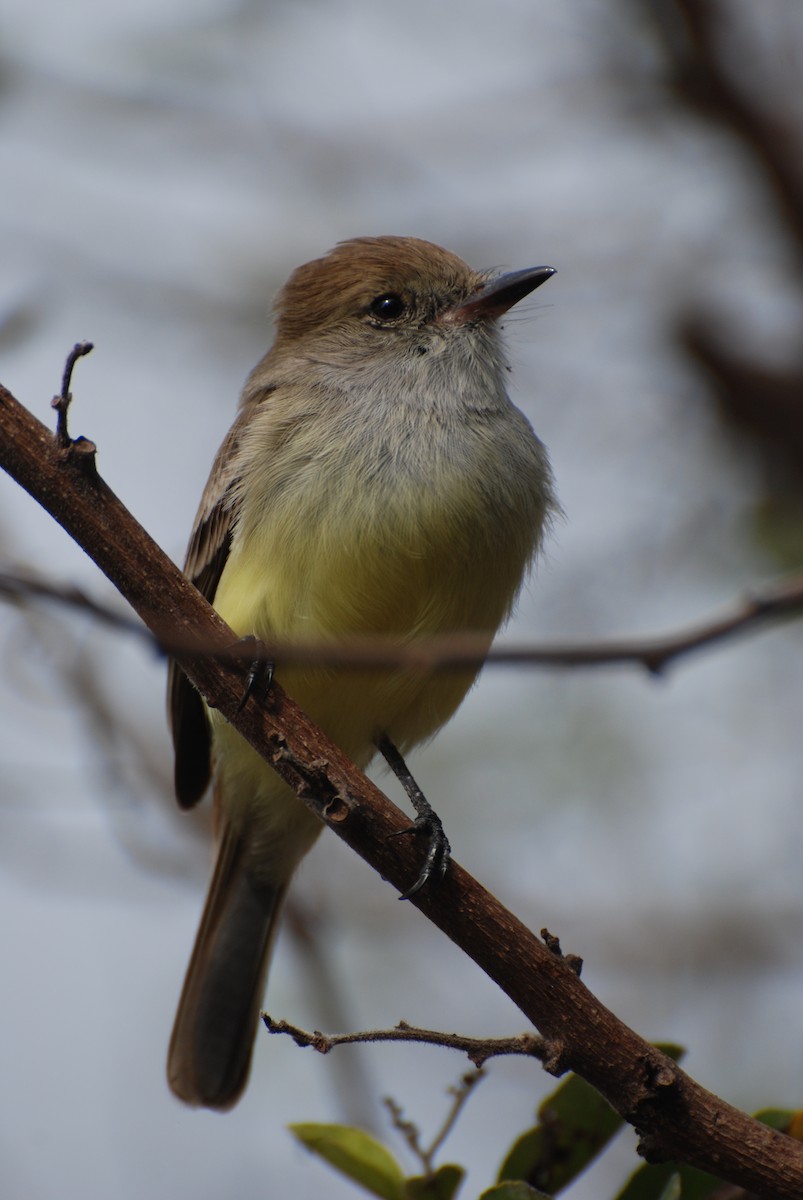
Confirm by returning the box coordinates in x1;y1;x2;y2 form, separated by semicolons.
168;404;258;809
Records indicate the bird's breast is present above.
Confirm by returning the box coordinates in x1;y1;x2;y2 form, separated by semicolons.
220;403;547;643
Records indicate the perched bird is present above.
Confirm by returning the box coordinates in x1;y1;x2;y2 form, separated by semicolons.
167;236;557;1109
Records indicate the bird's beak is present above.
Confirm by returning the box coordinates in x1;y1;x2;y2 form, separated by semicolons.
452;265;557;323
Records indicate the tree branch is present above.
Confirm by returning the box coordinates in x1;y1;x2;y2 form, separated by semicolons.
1;376;801;1197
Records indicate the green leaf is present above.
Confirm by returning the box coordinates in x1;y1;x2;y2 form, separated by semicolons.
754;1107;796;1133
405;1163;465;1199
678;1165;726;1200
614;1160;723;1200
497;1073;621;1191
290;1123;407;1200
479;1183;552;1199
613;1162;679;1200
498;1043;685;1194
656;1175;681;1200
652;1043;686;1064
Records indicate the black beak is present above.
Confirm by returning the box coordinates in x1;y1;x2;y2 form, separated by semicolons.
454;265;556;321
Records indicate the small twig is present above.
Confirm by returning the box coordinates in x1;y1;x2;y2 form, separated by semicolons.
423;1070;486;1167
51;341;93;448
262;1015;547;1068
541;927;583;977
383;1095;425;1169
383;1069;485;1176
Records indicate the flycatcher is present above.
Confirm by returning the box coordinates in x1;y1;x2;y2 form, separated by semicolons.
167;235;557;1110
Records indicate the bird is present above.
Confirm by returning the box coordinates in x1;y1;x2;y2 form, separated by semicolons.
166;235;557;1110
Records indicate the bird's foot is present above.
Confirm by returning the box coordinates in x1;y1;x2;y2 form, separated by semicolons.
377;734;451;899
234;635;275;713
389;810;451;899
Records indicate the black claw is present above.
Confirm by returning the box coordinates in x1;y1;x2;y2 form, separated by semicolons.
393;814;451;900
377;734;451;899
234;635;275;713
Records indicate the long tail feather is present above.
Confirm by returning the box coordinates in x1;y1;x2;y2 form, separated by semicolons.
167;822;287;1110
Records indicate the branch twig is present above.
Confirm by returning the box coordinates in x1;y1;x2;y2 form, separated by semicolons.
383;1070;485;1176
262;1015;546;1067
51;340;94;449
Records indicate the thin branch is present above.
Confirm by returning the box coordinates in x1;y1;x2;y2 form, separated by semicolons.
52;340;94;449
283;900;379;1131
383;1070;485;1176
0;571;154;644
262;1015;547;1068
383;1095;428;1171
424;1071;485;1169
1;374;802;1197
1;566;802;676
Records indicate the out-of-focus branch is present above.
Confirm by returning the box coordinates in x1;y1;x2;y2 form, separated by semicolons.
2;374;803;1197
2;566;803;676
646;1;803;481
672;0;803;249
282;898;378;1131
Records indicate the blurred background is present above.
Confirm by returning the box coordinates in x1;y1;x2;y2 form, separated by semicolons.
2;1;802;1197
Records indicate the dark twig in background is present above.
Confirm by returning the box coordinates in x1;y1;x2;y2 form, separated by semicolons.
643;2;803;494
282;900;378;1131
2;566;803;676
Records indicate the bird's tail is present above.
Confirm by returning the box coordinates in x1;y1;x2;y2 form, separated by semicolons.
167;820;287;1110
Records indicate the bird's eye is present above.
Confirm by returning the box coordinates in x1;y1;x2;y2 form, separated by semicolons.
368;293;405;321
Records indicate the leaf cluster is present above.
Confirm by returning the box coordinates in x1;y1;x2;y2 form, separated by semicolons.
292;1059;801;1200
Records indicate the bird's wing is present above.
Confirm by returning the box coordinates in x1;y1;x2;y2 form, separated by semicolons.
168;410;250;809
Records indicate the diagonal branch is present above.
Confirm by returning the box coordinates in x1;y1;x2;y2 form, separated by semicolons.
1;376;801;1197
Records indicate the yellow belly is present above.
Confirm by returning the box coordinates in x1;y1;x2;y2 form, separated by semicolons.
212;478;523;759
207;415;546;873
